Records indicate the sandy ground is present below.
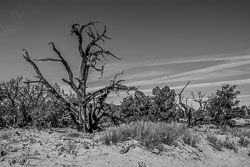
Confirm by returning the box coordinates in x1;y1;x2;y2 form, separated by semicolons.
0;127;250;167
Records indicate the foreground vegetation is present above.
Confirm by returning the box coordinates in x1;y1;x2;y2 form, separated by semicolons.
1;123;250;167
101;121;200;149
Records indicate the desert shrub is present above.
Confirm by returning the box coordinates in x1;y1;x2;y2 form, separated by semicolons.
102;133;112;145
101;121;199;149
223;140;238;153
182;130;200;148
238;136;250;147
207;134;224;151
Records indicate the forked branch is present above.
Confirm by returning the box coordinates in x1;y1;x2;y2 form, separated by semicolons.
22;49;78;114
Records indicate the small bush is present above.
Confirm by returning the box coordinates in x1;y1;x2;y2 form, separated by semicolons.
207;134;224;151
102;133;112;145
238;136;250;147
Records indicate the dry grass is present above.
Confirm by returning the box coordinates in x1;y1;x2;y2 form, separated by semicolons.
101;121;200;149
223;140;238;153
206;134;224;151
182;130;200;148
227;128;250;139
207;133;238;153
0;130;14;140
238;136;250;147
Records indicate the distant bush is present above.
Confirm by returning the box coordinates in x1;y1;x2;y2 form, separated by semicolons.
120;87;177;124
101;121;199;149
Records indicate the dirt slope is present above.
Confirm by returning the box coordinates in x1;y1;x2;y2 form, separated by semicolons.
0;128;249;167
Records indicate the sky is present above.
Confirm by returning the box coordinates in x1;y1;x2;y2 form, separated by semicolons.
1;0;250;106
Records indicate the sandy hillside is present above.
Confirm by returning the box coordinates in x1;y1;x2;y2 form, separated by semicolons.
0;127;250;167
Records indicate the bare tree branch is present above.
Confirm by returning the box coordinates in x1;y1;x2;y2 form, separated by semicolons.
34;58;61;62
22;49;79;115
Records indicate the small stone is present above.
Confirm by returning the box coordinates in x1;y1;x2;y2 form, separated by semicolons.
0;149;7;156
19;158;26;165
152;148;160;154
0;157;5;162
33;150;40;155
15;131;21;136
84;144;90;149
11;147;19;152
9;158;17;165
58;151;63;156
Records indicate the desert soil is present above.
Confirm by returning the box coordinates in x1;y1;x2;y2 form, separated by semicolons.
0;127;249;167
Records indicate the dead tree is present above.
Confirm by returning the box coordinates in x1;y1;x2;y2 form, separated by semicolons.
23;22;136;133
191;91;208;125
176;81;193;126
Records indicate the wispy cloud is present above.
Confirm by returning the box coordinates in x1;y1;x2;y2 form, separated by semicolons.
141;53;250;67
124;60;250;87
140;79;250;93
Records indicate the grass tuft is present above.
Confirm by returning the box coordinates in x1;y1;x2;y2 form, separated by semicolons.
182;130;200;148
206;134;224;151
0;131;13;140
223;140;238;153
